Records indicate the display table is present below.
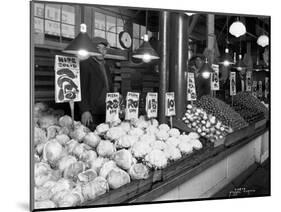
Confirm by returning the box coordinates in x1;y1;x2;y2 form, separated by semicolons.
82;120;269;206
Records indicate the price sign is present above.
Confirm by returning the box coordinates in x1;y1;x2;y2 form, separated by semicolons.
54;55;81;103
146;92;158;118
187;72;197;101
241;80;245;92
211;64;220;90
106;93;120;123
246;71;252;92
230;72;236;96
252;81;258;98
125;92;140;120
265;77;269;98
258;81;263;98
165;92;176;116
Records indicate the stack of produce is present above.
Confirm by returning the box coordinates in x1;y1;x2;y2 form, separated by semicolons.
182;104;232;142
233;92;269;121
195;95;248;131
33;104;205;209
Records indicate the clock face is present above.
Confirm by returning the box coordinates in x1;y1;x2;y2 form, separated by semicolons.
119;31;132;49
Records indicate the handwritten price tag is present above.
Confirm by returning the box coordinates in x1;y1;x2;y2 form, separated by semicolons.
106;93;120;123
187;72;197;101
265;77;269;98
125;92;140;120
258;81;263;98
165;92;176;117
211;64;220;91
230;72;236;96
146;92;158;118
246;71;252;92
252;81;257;98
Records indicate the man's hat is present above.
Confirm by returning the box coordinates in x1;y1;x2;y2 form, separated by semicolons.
92;37;109;46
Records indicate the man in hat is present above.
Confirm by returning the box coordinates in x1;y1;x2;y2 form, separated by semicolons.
78;37;113;128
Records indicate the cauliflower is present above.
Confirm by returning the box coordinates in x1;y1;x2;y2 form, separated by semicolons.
107;168;131;189
63;161;85;180
58;155;77;172
58;115;73;128
78;169;97;183
134;119;149;129
38;115;58;129
96;140;116;157
34;186;52;201
35;200;56;209
189;139;203;150
42;140;63;165
119;121;131;133
158;124;170;132
178;134;192;143
150;140;167;151
131;141;151;158
168;128;180;138
105;127;126;141
145;149;168;169
188;132;200;140
150;119;159;127
95;123;110;135
46;125;61;140
90;157;109;174
34;126;47;146
165;137;180;147
55;134;70;146
115;135;138;149
99;160;117;179
163;144;182;161
128;127;144;138
139;134;156;144
129;163;150;180
156;129;169;141
82;176;109;201
83;132;101;148
146;126;159;136
113;149;134;170
178;141;193;154
69;123;90;142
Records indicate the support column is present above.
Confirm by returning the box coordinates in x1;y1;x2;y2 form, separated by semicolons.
159;11;170;124
169;13;188;120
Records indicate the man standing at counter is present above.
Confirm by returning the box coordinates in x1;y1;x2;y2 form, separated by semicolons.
78;37;113;128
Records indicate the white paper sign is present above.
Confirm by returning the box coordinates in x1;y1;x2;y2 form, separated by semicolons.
125;92;140;120
106;93;120;123
265;77;269;98
187;72;197;101
45;20;60;36
252;81;258;98
146;92;158;118
165;92;176;116
241;80;245;92
258;81;263;98
211;64;220;90
246;71;252;92
230;72;236;96
55;55;81;103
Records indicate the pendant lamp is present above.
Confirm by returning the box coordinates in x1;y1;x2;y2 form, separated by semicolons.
199;58;214;79
257;19;269;47
63;6;101;59
132;11;160;63
229;17;246;38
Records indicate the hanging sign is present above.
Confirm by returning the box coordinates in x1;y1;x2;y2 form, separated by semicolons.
54;55;81;103
241;80;245;92
146;92;158;118
187;72;197;101
246;71;252;92
230;72;237;96
165;92;176;116
252;81;258;98
265;77;269;98
211;64;220;90
106;93;120;123
125;92;140;120
258;81;263;98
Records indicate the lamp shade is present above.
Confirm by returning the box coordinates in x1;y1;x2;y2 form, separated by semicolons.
63;24;102;57
199;58;214;79
257;35;269;47
219;48;235;66
234;54;247;71
252;57;263;71
229;20;246;38
132;34;160;63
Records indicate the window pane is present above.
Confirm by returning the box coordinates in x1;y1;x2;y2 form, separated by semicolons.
107;32;117;47
62;24;75;38
45;20;60;36
140;25;146;38
62;5;75;25
133;38;140;50
34;17;44;33
117;18;124;34
133;23;139;38
45;4;61;21
95;12;106;30
34;3;44;18
106;15;116;33
94;29;105;38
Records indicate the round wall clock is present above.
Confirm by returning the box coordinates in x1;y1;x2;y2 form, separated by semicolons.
119;31;132;49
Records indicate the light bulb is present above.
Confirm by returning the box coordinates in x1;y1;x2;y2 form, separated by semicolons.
202;71;210;79
142;53;152;63
78;49;90;60
223;60;230;66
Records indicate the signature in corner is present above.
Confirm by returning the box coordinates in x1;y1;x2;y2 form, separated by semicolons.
229;187;256;197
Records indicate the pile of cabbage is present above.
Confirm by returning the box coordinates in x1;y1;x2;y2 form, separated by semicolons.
34;103;202;209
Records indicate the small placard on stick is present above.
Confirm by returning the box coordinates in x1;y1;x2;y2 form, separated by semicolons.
187;72;197;101
125;92;140;120
106;92;120;123
146;92;158;118
165;92;176;117
211;64;220;91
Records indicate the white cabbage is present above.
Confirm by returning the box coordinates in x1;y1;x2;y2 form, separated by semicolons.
107;168;131;189
55;134;70;146
83;132;101;148
58;115;73;128
34;126;47;146
58;155;77;172
46;125;61;140
105;127;126;141
90;157;109;174
35;200;56;209
78;169;97;183
96;140;116;157
63;161;85;180
82;176;109;201
115;135;138;149
38;115;58;129
112;149;134;170
69;122;90;142
99;161;117;179
34;186;52;201
129;163;150;180
43;140;63;165
95;123;110;135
